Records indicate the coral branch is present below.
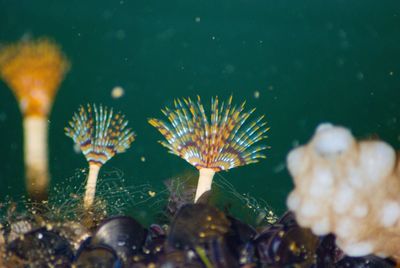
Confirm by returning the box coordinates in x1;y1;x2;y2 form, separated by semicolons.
286;123;400;259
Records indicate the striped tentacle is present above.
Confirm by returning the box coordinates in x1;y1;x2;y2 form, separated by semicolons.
149;96;269;171
65;104;135;166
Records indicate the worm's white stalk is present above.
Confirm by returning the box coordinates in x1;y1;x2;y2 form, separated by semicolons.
23;116;49;201
84;164;101;210
194;168;216;202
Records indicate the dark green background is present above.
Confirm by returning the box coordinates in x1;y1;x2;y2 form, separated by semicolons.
0;0;399;216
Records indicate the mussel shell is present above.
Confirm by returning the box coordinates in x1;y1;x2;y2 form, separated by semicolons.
315;234;343;266
143;224;166;257
74;244;122;268
336;255;396;268
7;227;73;267
148;224;166;238
167;204;230;249
225;216;257;261
157;249;204;268
277;211;298;230
90;216;147;260
129;249;207;268
206;236;239;268
254;223;285;242
227;216;257;244
255;224;318;266
238;242;257;266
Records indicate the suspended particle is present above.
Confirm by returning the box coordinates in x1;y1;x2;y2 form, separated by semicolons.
111;86;125;99
254;90;260;99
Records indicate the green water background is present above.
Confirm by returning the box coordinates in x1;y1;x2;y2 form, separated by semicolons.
0;1;399;218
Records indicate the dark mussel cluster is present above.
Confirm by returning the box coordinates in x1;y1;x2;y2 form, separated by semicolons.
0;192;397;267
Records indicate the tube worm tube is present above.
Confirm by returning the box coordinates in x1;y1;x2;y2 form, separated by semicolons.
65;104;135;211
0;38;69;200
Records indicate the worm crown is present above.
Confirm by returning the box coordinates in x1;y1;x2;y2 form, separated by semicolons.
65;104;135;166
0;38;70;116
149;96;269;171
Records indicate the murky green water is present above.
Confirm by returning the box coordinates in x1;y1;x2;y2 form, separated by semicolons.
0;1;399;218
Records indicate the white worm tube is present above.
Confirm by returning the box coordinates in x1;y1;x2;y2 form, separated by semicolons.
23;116;49;201
194;168;216;202
83;164;101;210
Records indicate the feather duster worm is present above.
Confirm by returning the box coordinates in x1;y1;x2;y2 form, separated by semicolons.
65;104;135;210
149;96;269;202
0;38;69;200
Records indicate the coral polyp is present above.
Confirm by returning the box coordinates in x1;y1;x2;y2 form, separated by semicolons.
149;96;269;202
0;37;69;201
286;123;400;259
65;104;135;210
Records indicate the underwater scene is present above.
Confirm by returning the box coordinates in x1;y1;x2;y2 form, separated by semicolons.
0;1;399;267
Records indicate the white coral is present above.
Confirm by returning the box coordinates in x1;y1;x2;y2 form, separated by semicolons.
286;123;400;258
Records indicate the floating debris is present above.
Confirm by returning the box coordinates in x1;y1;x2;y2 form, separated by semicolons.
111;86;125;99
